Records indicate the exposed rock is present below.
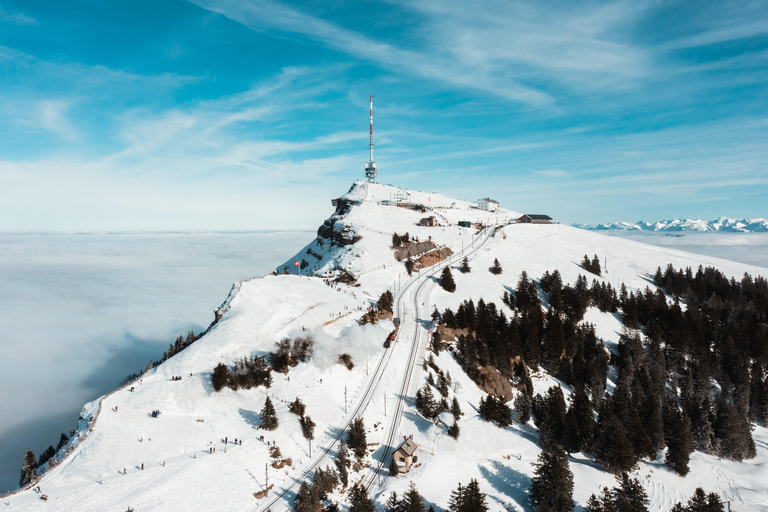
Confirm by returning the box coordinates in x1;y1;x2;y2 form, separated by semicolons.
359;309;393;326
413;247;453;270
394;241;435;261
477;365;514;402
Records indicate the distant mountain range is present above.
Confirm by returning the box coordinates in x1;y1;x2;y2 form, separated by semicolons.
574;217;768;233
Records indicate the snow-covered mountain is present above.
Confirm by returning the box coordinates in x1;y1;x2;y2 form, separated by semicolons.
6;181;768;512
574;217;768;232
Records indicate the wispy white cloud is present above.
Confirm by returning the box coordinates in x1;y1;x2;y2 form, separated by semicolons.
188;0;554;106
0;8;37;26
531;169;569;178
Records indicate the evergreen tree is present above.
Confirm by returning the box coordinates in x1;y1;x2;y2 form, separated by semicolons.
335;441;349;486
349;483;375;512
211;363;230;391
378;290;394;313
405;258;415;276
301;415;316;440
584;494;604;512
530;444;574;512
713;396;756;461
416;384;438;419
290;397;306;416
389;456;400;476
463;479;489;512
260;396;278;430
393;233;402;247
448;483;464;512
440;267;457;292
595;402;636;474
56;432;69;452
572;387;595;452
402;482;425;512
460;256;471;273
385;491;402;512
451;396;463;418
490;258;502;275
664;403;694;476
448;421;461;439
347;417;368;459
19;449;37;487
514;392;532;424
608;473;649;512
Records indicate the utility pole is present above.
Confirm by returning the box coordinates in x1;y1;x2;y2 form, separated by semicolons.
344;386;347;414
309;437;312;457
265;463;268;494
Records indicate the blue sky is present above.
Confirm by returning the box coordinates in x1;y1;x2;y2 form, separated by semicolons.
0;0;767;229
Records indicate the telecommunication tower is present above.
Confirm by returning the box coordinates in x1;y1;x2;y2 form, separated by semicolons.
364;95;377;182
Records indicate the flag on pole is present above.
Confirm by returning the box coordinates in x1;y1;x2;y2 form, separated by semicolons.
294;260;300;267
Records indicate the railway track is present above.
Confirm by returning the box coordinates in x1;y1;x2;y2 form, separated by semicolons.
256;224;497;511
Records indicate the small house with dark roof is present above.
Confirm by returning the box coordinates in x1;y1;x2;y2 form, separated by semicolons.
519;214;552;224
419;216;437;227
392;438;418;473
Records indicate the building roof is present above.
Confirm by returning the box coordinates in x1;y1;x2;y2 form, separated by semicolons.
522;214;552;220
479;198;499;203
395;438;418;456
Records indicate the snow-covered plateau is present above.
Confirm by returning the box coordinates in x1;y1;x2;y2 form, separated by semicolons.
6;181;768;512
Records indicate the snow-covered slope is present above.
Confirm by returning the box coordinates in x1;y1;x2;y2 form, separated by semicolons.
7;181;768;512
575;217;768;232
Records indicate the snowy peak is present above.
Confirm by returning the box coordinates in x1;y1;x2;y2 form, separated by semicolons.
575;217;768;232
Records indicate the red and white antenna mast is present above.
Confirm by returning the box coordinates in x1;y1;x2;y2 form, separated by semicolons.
364;95;377;182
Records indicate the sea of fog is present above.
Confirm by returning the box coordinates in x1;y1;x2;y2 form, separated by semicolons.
602;231;768;269
0;231;310;494
0;230;766;494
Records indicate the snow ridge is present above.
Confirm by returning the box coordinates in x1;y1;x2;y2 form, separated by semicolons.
574;217;768;232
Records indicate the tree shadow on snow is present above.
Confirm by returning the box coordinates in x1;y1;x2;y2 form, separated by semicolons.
402;411;436;435
238;408;261;429
478;460;531;510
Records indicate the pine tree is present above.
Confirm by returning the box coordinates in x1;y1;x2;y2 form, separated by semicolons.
56;432;69;452
402;482;425;512
347;417;367;459
211;363;230;391
405;258;415;276
349;483;375;512
530;445;574;512
301;415;316;440
583;494;604;512
335;441;349;486
664;404;694;476
260;396;278;430
389;456;400;476
385;491;402;512
378;290;394;313
594;403;636;474
19;449;37;487
448;421;460;439
608;473;649;512
448;483;464;512
713;396;756;461
514;392;532;424
463;479;489;512
289;397;306;416
294;481;318;512
460;256;471;273
451;396;463;418
440;267;457;292
490;258;502;275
